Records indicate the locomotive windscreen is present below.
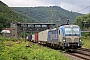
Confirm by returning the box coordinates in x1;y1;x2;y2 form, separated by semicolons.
64;27;80;36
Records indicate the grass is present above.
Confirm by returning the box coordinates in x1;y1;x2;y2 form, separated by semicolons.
82;36;90;48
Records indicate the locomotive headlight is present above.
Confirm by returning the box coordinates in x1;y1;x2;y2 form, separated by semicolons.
79;39;81;42
63;39;66;42
79;38;81;42
63;37;66;42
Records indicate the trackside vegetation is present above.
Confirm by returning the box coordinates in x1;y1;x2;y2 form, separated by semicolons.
73;13;90;30
82;36;90;48
0;36;90;60
0;36;70;60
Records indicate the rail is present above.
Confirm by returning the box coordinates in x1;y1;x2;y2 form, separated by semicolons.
65;48;90;60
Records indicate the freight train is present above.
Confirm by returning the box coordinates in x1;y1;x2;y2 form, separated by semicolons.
27;24;82;51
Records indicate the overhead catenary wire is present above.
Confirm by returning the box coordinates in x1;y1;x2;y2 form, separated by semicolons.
70;0;90;13
77;5;90;13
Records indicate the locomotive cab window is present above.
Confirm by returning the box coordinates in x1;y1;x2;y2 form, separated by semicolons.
65;27;72;34
72;27;80;34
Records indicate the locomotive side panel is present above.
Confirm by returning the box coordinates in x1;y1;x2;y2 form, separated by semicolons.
47;29;59;44
58;28;65;47
58;28;64;43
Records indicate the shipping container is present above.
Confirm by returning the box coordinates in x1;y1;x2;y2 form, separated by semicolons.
28;35;32;41
38;29;49;44
35;33;38;42
32;34;35;42
26;36;28;40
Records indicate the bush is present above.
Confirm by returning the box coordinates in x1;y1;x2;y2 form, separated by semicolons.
82;36;90;48
0;41;70;60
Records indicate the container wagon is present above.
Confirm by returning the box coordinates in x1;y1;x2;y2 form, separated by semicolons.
32;34;35;42
26;35;32;41
34;33;38;43
38;29;49;45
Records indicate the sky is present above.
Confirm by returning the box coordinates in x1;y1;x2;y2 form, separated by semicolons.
1;0;90;14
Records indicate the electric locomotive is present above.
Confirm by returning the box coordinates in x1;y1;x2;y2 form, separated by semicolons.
47;25;82;51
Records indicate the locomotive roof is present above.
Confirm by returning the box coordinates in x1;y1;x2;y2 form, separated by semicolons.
60;25;79;27
59;25;80;29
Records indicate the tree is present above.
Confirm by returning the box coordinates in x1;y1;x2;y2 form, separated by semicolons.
73;13;90;30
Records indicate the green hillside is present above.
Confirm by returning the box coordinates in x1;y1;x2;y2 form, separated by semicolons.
0;1;38;31
11;6;82;25
0;1;25;31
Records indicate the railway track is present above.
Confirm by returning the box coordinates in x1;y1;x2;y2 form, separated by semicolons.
65;48;90;60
